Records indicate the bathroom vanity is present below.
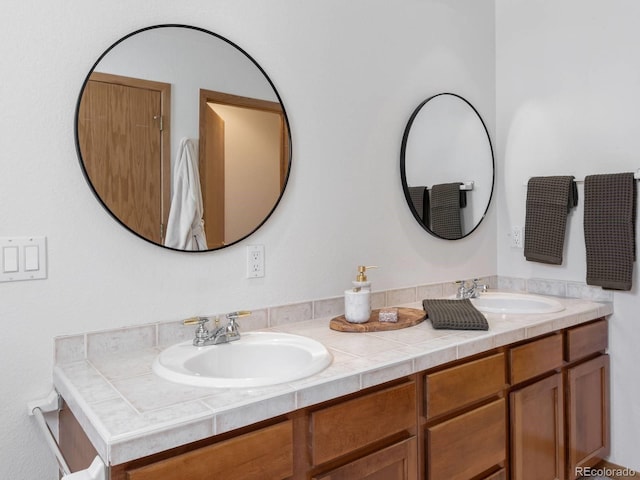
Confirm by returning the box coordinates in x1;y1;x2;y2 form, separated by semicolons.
54;294;611;480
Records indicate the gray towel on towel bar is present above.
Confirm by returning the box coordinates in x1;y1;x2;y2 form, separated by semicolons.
584;172;636;291
430;183;463;240
408;186;427;222
524;176;578;264
422;298;488;330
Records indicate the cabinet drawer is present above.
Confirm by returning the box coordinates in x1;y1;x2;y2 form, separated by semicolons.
425;352;506;419
426;398;506;480
125;421;293;480
565;319;608;363
509;333;563;385
484;469;506;480
311;382;416;465
312;437;417;480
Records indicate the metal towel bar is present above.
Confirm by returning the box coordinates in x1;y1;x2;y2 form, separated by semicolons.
523;169;640;186
426;180;474;191
28;390;106;480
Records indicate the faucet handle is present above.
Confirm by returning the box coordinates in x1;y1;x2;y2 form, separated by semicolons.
226;311;250;332
183;316;208;326
184;316;213;346
226;311;251;320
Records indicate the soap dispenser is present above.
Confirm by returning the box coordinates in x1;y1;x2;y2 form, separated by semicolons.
344;265;377;323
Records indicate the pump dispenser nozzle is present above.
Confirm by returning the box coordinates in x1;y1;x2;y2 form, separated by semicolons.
356;265;377;283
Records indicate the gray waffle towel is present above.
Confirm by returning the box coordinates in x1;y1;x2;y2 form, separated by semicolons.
422;298;488;330
430;183;463;239
584;172;636;291
524;176;578;264
408;186;427;222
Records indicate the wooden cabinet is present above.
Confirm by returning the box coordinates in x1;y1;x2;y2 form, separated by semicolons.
426;398;506;480
510;373;565;480
59;318;610;480
509;333;563;384
565;319;610;480
565;319;608;363
566;355;610;479
124;421;293;480
312;437;417;480
423;352;507;480
310;381;416;466
509;319;609;480
509;334;565;480
484;469;507;480
424;352;506;419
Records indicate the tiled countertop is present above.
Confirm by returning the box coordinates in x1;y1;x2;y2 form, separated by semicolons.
53;293;612;466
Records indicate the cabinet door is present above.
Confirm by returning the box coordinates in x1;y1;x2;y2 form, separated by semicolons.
566;355;610;480
312;437;417;480
426;398;506;480
510;373;564;480
125;421;293;480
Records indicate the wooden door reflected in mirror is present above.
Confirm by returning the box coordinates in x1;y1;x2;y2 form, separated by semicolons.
78;72;171;243
199;90;289;249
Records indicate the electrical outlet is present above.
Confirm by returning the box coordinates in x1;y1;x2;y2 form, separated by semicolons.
246;245;265;278
510;226;523;248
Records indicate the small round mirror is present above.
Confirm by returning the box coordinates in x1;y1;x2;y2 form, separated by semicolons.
75;25;291;251
400;93;494;240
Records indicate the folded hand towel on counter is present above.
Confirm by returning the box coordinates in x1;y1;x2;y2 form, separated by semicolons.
524;176;578;264
422;298;488;330
584;172;636;291
430;183;463;239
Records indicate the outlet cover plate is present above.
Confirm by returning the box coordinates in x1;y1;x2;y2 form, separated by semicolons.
246;245;265;278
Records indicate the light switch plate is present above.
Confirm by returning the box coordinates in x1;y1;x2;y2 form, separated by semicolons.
0;236;47;282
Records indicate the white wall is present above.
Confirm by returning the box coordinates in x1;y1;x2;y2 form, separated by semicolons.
496;0;640;470
0;1;496;478
215;105;282;243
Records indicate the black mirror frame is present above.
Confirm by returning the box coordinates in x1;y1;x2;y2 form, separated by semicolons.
74;24;292;253
400;92;494;240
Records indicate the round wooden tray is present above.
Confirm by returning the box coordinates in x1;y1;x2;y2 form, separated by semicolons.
330;307;426;332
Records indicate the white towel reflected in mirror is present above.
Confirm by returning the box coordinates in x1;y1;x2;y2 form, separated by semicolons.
164;138;208;250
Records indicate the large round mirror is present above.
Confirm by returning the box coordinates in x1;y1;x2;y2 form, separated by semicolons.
400;93;494;240
75;25;291;251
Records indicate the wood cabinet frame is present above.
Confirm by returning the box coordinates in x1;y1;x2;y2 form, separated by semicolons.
60;319;610;480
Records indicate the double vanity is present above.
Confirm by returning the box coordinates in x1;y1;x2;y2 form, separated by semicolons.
53;20;613;480
54;290;611;480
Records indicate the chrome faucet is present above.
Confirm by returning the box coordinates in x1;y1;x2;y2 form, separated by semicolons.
183;311;251;346
455;279;488;299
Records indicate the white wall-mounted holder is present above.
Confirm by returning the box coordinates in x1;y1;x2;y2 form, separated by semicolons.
28;391;106;480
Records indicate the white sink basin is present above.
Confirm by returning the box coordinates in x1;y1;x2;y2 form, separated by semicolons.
153;332;332;388
470;292;565;315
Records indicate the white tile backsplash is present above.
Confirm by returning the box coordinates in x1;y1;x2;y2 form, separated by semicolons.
87;325;156;358
386;287;417;305
55;275;613;364
526;278;567;297
269;301;313;326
